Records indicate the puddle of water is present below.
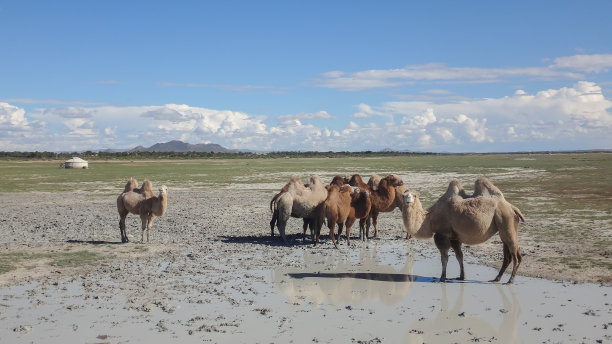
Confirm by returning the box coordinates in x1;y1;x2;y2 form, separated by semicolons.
0;242;610;343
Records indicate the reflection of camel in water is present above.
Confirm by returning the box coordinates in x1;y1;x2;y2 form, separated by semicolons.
273;245;416;308
404;283;521;343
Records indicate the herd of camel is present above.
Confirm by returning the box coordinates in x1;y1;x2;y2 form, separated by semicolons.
116;174;525;284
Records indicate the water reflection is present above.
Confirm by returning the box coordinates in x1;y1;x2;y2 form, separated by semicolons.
273;244;521;343
404;283;521;343
274;245;417;308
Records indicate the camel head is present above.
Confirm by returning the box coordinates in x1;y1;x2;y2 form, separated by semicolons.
330;175;349;186
383;174;404;187
348;174;364;187
402;190;414;204
349;186;360;195
159;185;168;196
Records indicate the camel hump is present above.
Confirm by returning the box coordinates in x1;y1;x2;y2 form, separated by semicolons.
443;180;464;199
367;174;381;191
309;175;323;186
141;180;154;198
124;178;138;192
473;177;504;198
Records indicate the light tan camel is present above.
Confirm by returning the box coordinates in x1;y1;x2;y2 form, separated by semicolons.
271;175;328;244
138;185;169;242
116;178;167;243
401;178;525;284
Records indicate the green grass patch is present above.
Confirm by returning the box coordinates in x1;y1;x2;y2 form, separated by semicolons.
0;250;104;274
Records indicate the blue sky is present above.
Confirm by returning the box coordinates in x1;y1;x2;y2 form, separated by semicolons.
1;1;611;152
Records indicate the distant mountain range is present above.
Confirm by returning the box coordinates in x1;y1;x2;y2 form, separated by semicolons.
129;140;237;153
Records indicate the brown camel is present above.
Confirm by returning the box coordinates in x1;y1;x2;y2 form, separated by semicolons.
342;187;372;246
401;178;525;284
317;184;354;248
349;174;404;239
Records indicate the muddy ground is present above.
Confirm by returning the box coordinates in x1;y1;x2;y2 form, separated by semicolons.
0;188;611;343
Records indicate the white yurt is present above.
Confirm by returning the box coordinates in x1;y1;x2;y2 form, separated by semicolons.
64;157;89;169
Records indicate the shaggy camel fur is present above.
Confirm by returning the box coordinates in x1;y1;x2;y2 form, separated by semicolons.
117;178;166;243
401;178;525;284
350;174;404;239
271;175;328;244
138;185;169;242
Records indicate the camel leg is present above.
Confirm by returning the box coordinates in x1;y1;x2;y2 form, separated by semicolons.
119;215;128;243
372;212;379;238
302;219;309;242
270;211;278;237
345;217;356;247
507;249;522;284
496;215;522;284
450;239;465;280
146;216;154;243
336;223;344;244
336;223;343;241
359;218;367;242
504;242;521;284
276;210;290;245
434;234;451;282
328;222;339;249
140;214;148;243
491;244;511;283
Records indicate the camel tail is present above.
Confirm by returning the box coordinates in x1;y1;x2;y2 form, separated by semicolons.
512;205;525;223
270;192;283;214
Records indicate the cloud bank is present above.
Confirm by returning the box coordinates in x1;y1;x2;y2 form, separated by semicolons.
315;54;612;91
1;81;611;152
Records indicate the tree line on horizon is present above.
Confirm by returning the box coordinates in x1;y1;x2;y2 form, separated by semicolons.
0;149;607;161
0;150;443;160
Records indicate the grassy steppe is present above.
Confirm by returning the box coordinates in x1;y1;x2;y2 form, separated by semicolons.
1;153;610;278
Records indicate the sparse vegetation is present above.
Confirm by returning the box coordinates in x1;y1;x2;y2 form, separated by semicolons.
0;250;103;274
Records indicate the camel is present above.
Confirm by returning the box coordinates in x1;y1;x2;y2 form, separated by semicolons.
349;174;404;239
269;175;347;241
401;178;525;284
117;178;167;243
342;186;372;246
271;175;328;244
317;184;355;248
138;185;169;242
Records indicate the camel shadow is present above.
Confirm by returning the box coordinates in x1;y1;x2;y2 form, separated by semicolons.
288;272;489;284
66;239;124;245
219;234;323;247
